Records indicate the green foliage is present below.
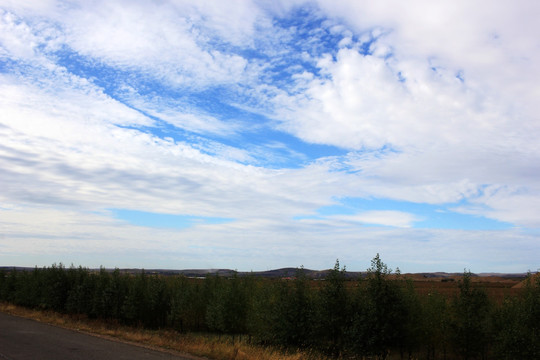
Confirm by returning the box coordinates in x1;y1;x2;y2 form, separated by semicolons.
347;254;408;359
450;271;492;360
246;277;277;343
493;273;540;359
1;259;537;359
247;267;316;349
399;279;424;358
205;272;251;337
168;276;205;332
420;290;450;359
65;266;95;315
313;260;349;355
39;263;70;311
121;270;170;328
277;267;315;347
0;269;5;299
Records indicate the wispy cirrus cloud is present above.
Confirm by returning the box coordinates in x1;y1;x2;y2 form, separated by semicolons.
57;1;265;88
332;210;421;228
1;0;539;272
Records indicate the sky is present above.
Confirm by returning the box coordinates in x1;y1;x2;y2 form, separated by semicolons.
1;0;539;273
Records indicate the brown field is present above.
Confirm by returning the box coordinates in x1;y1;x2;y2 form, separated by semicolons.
267;272;527;297
408;276;523;304
335;274;526;304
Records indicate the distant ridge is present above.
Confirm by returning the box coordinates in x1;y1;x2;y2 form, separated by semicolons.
0;266;531;280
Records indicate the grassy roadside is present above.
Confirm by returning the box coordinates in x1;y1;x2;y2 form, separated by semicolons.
0;302;324;360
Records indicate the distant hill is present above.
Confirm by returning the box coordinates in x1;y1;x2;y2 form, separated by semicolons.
0;266;531;280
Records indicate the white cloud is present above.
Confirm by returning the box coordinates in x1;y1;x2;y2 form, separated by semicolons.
116;86;240;137
1;0;539;271
318;210;421;228
1;1;268;89
0;10;38;59
0;73;338;220
453;186;540;228
263;0;540;227
337;210;421;228
1;205;537;272
278;44;537;153
55;1;260;88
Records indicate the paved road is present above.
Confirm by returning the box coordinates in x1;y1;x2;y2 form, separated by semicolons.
0;312;200;360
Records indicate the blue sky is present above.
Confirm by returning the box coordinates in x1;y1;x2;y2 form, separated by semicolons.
1;0;539;272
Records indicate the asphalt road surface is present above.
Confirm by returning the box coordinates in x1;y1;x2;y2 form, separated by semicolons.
0;312;201;360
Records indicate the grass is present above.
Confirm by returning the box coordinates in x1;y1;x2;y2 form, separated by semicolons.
0;302;326;360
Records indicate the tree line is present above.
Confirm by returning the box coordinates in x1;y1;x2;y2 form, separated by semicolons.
0;255;538;360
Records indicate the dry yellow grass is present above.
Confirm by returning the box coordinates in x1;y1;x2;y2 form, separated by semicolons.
0;302;326;360
511;272;540;289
